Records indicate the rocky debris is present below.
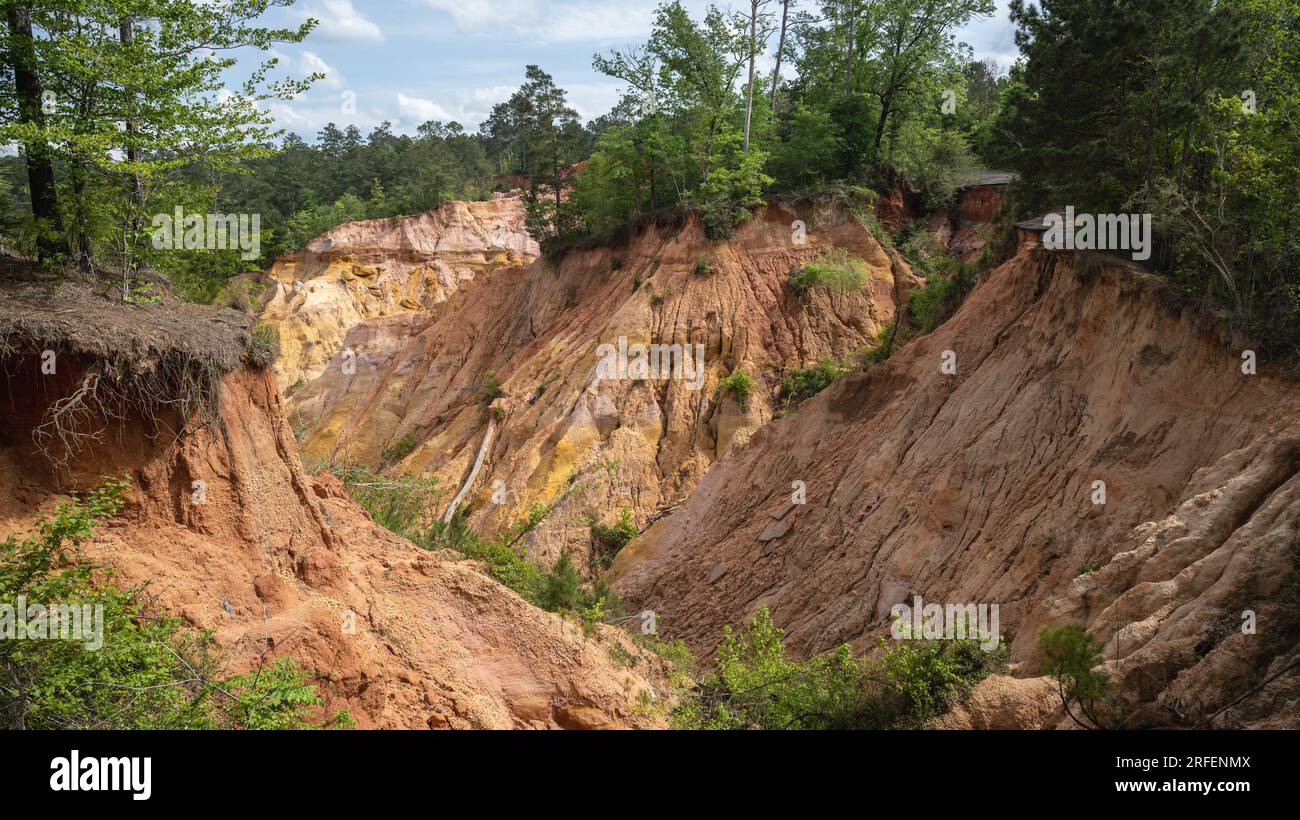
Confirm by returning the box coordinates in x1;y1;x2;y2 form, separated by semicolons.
770;501;797;520
609;245;1300;728
933;674;1061;729
757;518;790;542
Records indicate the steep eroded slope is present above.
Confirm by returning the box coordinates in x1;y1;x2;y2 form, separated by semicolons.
609;245;1300;728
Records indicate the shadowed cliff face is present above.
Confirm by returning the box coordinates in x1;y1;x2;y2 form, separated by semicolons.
277;203;916;570
608;246;1300;728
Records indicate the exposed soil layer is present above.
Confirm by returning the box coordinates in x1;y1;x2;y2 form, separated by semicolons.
262;194;538;391
0;283;667;728
610;246;1300;729
277;203;916;570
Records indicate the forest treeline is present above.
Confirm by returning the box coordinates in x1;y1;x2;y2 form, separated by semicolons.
0;0;1297;351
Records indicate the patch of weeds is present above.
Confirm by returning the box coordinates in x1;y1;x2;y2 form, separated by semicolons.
717;369;756;410
778;356;849;412
589;507;638;570
651;286;672;307
381;432;418;464
249;323;280;368
608;641;639;669
482;371;505;402
670;607;1005;730
789;248;869;295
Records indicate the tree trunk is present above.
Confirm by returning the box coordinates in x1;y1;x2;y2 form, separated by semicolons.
703;114;718;183
121;18;144;250
768;0;789;112
871;88;894;167
648;129;658;211
742;0;758;154
845;0;857;95
69;79;97;271
117;16;145;292
6;4;65;263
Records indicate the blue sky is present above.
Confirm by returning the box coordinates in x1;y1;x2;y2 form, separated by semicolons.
250;0;1019;141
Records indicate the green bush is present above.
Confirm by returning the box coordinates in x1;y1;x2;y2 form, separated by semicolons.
671;607;1005;730
898;226;977;336
249;323;280;368
861;322;899;367
906;263;976;336
340;467;442;542
907;273;955;333
717;369;756;410
381;433;418;464
224;657;354;730
672;609;873;729
778;357;849;410
536;550;622;620
693;256;713;276
1038;624;1113;729
482;372;505;403
457;534;546;602
789;248;870;295
590;507;638;569
537;550;582;612
877;634;1004;727
0;477;346;730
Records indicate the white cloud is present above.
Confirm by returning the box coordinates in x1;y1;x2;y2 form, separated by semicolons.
955;0;1018;70
265;98;384;137
267;101;310;127
419;0;536;29
300;50;344;89
418;0;656;44
532;4;654;44
561;81;625;121
268;47;345;90
451;85;515;124
397;93;454;126
301;0;384;43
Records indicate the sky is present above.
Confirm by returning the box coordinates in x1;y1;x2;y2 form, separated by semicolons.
246;0;1020;142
